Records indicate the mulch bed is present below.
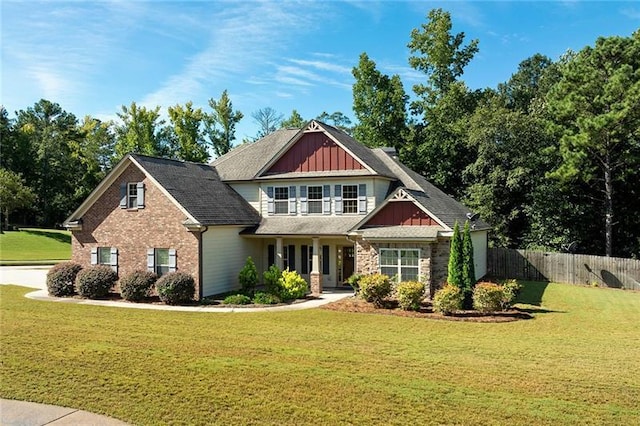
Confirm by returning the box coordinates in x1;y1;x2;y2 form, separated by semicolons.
320;296;533;322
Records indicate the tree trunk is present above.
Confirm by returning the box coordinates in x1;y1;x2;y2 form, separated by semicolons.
604;153;613;257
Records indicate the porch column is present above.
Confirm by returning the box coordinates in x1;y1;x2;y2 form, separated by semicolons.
276;237;284;270
310;237;322;295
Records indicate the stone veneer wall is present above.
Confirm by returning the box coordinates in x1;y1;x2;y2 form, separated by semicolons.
71;164;201;297
430;239;451;293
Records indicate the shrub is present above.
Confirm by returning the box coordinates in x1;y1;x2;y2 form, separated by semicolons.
461;220;476;309
358;273;392;308
239;257;258;295
346;273;363;293
252;291;281;305
156;272;195;305
279;269;308;301
447;221;463;287
501;279;522;309
395;281;426;311
46;262;83;297
120;270;157;302
223;294;252;305
76;265;118;299
263;265;282;295
473;282;505;313
432;284;463;315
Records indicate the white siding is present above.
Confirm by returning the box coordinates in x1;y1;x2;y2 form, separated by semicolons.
373;177;391;207
201;226;261;296
471;230;488;280
228;183;261;211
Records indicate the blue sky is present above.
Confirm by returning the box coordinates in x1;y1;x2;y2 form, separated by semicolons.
2;1;639;143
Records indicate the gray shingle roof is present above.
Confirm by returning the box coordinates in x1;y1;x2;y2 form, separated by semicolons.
356;225;441;240
242;216;363;236
132;154;260;226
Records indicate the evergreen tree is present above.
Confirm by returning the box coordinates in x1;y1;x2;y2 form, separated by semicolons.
447;221;463;287
461;220;476;309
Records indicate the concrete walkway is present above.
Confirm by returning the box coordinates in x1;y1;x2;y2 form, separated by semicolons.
0;398;129;425
0;265;50;290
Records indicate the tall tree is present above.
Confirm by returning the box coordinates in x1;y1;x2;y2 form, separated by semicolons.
280;110;305;128
461;220;475;309
545;32;640;256
0;168;35;231
252;107;283;138
168;101;209;162
316;111;353;134
114;102;170;160
352;52;408;149
498;53;556;113
447;221;463;287
206;90;243;157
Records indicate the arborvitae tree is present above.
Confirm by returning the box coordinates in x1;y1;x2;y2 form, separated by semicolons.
447;221;463;287
461;220;476;309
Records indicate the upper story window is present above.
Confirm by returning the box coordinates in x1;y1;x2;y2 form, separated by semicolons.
274;187;289;214
308;186;323;214
342;185;358;214
120;182;145;210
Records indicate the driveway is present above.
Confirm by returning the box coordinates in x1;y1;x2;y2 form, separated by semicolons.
0;265;50;290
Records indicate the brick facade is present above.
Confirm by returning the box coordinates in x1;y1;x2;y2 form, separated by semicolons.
71;164;201;297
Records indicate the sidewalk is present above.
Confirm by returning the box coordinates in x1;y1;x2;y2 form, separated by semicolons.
0;398;129;425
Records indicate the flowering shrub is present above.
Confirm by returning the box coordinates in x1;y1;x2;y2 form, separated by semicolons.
76;265;118;299
46;262;83;297
358;273;392;307
432;284;463;315
395;281;426;311
120;270;157;302
156;272;195;305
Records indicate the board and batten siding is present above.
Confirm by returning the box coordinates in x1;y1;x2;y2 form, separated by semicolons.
471;230;488;280
201;226;261;296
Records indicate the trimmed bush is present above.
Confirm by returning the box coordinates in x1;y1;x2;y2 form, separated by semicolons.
263;265;282;295
46;262;83;297
223;294;252;305
156;272;195;305
432;284;463;315
358;273;392;308
395;281;426;311
76;265;118;299
239;257;258;295
279;269;308;301
120;270;157;302
346;273;363;293
252;292;281;305
473;282;505;313
501;279;522;309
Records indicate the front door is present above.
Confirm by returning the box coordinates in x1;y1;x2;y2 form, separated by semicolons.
340;246;355;284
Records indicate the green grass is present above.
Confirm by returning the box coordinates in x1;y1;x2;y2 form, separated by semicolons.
0;228;71;263
1;282;639;425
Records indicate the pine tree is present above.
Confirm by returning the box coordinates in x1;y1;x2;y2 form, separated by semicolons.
462;220;476;309
447;221;463;288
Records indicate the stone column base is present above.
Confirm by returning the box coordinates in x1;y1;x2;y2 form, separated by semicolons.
310;272;322;295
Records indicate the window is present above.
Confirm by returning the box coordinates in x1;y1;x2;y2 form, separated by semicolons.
127;183;138;208
342;185;358;214
120;182;144;209
274;187;289;214
91;247;117;272
308;186;322;214
379;249;420;282
98;247;111;265
283;245;295;270
148;248;176;276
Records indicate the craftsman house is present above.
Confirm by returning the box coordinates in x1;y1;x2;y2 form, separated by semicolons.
64;120;489;299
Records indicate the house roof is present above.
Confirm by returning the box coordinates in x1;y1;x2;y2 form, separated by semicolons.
241;216;363;236
355;225;441;241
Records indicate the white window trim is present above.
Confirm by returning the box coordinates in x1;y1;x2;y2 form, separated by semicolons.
127;182;138;209
379;248;420;282
342;184;358;214
307;186;323;215
274;186;289;215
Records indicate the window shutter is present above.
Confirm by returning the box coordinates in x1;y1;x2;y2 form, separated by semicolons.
322;245;330;275
110;247;118;273
119;183;127;209
266;186;274;215
147;248;155;272
323;185;331;215
301;245;308;274
300;186;307;215
334;185;343;215
289;186;296;215
91;247;98;265
169;249;177;272
268;244;275;267
288;245;295;270
137;182;145;208
358;183;367;214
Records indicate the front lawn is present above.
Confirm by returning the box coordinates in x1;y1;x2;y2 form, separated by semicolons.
0;228;71;263
1;282;638;425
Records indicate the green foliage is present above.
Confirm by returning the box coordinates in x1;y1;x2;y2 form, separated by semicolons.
280;110;305;128
432;283;463;315
263;264;282;295
358;273;392;307
206;90;244;157
155;272;195;305
238;256;258;295
76;265;118;299
316;111;353;134
461;220;476;309
501;279;523;309
119;270;157;302
472;282;506;313
167;101;209;162
278;269;308;301
252;292;281;305
46;262;83;297
346;273;363;293
0;168;35;230
114;102;170;161
395;281;426;311
223;294;252;305
447;221;463;287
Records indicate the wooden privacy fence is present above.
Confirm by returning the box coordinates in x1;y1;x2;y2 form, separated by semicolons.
488;248;640;291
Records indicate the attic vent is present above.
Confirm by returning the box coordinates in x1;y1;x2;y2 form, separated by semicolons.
304;121;322;132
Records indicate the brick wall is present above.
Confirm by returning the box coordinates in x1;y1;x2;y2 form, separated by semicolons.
71;163;201;297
